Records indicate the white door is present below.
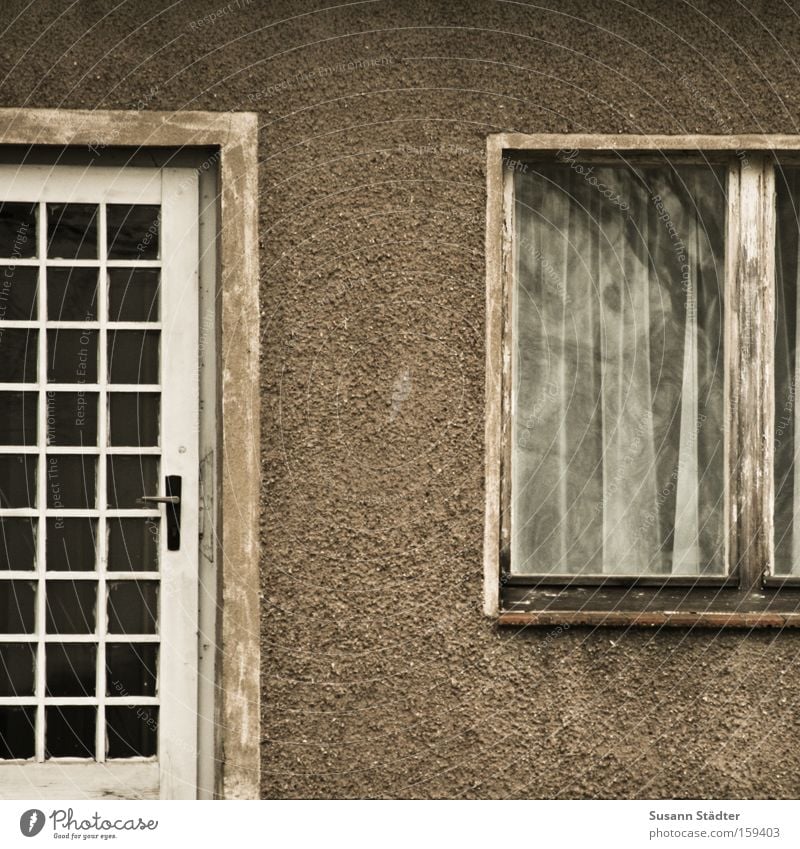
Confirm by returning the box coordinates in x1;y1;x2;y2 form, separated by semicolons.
0;165;200;799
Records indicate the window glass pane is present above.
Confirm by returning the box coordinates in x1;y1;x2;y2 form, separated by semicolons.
107;330;159;384
106;643;157;696
108;268;159;321
45;580;96;634
0;518;36;570
107;205;160;260
107;581;158;634
46;455;96;509
0;203;36;258
46;391;98;446
47;329;98;383
109;393;159;446
775;168;800;574
107;456;158;509
511;162;726;576
106;705;158;758
46;518;96;571
47;204;98;260
0;328;36;382
0;266;38;321
46;643;96;697
47;267;98;321
0;643;36;696
0;706;36;759
0;581;36;633
45;706;95;758
107;518;158;572
0;391;37;444
0;455;36;508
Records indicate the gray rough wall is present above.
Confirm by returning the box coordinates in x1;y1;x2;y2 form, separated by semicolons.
4;0;800;798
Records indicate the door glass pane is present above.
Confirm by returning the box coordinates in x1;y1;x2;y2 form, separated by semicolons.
109;393;159;446
0;328;36;382
47;330;98;383
107;581;158;634
107;330;159;384
0;203;36;257
0;581;36;632
46;643;97;697
106;643;157;696
45;706;95;758
46;455;96;509
107;706;158;758
0;455;36;507
107;205;160;260
108;268;159;321
0;391;36;444
0;518;36;570
511;162;726;576
107;456;158;509
0;266;38;321
46;391;98;446
47;267;98;322
47;204;98;260
107;518;158;572
0;706;36;759
45;580;96;634
0;643;36;696
46;519;96;571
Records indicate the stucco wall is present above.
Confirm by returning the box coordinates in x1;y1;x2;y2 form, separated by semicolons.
5;0;800;798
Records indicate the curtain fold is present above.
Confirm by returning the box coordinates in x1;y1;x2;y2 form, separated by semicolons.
511;163;725;576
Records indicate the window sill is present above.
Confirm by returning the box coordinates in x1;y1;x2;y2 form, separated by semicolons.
497;610;800;628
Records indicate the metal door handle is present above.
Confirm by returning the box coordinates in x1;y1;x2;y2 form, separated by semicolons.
137;476;182;550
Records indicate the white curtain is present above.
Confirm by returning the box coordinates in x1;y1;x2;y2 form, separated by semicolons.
511;163;726;575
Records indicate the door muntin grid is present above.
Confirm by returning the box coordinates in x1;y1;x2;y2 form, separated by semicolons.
0;186;171;765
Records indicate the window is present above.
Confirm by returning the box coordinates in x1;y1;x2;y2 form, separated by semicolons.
0;110;259;799
484;134;800;627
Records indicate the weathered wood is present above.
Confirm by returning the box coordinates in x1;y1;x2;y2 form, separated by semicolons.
483;135;505;617
0;762;158;800
494;132;800;152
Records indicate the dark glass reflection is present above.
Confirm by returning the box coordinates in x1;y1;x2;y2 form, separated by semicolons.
108;268;159;321
47;330;97;383
45;706;95;758
47;204;98;259
107;205;160;260
107;581;158;634
107;330;159;384
0;642;35;696
107;518;158;572
109;393;159;447
106;643;157;696
0;581;36;633
106;706;158;758
0;517;36;570
0;328;36;382
46;519;96;571
46;455;96;509
46;643;96;697
107;456;158;509
0;391;36;444
46;392;98;446
47;267;98;321
45;580;96;634
0;455;36;508
0;706;36;759
0;267;38;320
0;203;36;258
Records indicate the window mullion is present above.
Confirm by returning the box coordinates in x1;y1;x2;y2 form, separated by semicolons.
729;155;776;589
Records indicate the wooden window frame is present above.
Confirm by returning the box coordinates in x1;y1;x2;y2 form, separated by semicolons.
0;109;260;796
484;133;800;628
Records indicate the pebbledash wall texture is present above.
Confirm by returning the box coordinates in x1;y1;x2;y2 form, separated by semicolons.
3;0;800;799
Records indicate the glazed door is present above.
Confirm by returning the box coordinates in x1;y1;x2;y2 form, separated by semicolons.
0;165;199;799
